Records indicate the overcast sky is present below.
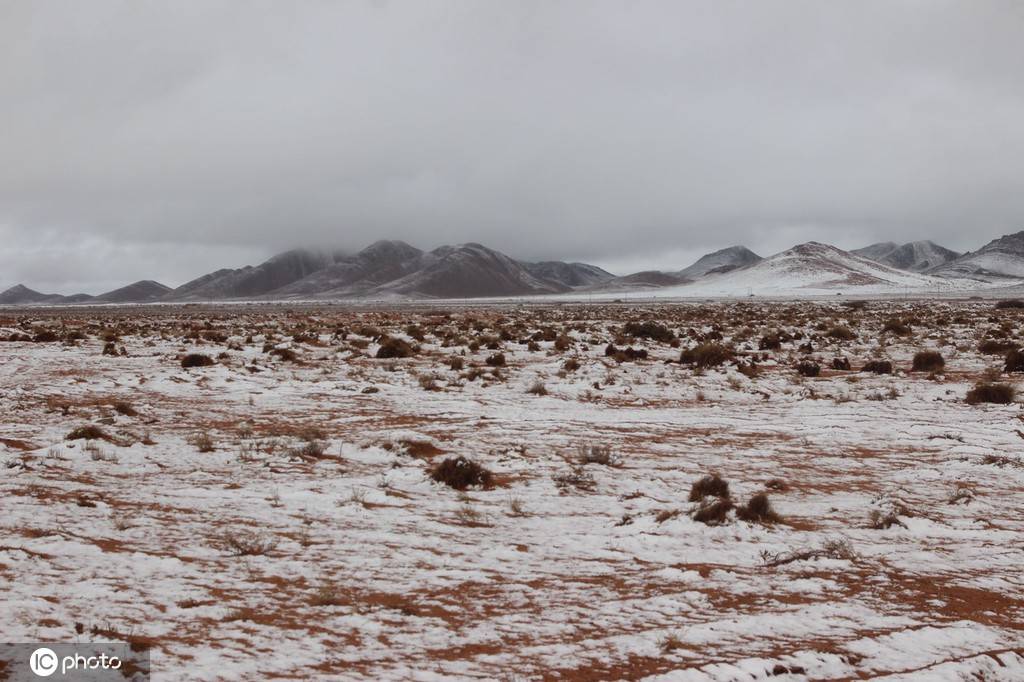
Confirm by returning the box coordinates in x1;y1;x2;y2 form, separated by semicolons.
2;1;1023;293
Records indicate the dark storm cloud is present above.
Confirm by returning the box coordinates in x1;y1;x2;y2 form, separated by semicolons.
2;1;1023;291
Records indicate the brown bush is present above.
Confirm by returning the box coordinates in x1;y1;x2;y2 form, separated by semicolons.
795;360;820;377
430;456;494;490
911;351;944;372
485;352;506;367
66;425;110;441
737;493;781;524
861;360;892;375
623;321;674;343
679;343;734;369
1005;349;1024;373
827;326;856;341
181;353;215;368
881;319;912;336
688;473;730;502
376;337;415;359
831;357;851;371
965;382;1015;405
562;358;581;372
979;339;1016;355
605;344;648;362
692;498;734;525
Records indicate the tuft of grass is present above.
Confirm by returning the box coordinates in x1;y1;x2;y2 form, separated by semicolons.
911;351;944;372
220;530;278;556
736;493;781;524
861;360;892;375
965;382;1015;405
65;425;109;441
679;343;734;369
181;353;215;369
430;456;494;490
376;337;415;359
795;360;820;377
688;473;729;502
1004;348;1024;373
692;498;734;525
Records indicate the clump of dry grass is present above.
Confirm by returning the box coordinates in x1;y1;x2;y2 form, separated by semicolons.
188;431;216;453
376;337;415;359
965;382;1015;405
181;353;215;368
861;360;892;375
220;529;278;556
577;443;620;467
688;473;730;502
430;456;494;490
736;492;781;524
911;351;944;372
679;343;733;369
65;425;109;441
692;498;734;525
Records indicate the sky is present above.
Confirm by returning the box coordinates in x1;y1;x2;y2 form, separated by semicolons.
2;1;1024;293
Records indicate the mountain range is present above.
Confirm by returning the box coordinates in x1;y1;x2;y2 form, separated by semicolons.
4;232;1024;304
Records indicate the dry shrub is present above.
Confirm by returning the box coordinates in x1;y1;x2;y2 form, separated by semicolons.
1004;349;1024;373
623;321;674;343
995;299;1024;309
979;339;1016;355
795;360;820;377
577;444;620;466
189;431;216;453
911;351;944;372
65;425;109;441
553;465;596;491
181;353;215;368
831;357;851;371
376;337;415;359
679;343;734;369
113;401;137;417
736;493;781;524
553;334;572;351
270;347;298;362
861;360;892;375
430;456;493;490
526;380;548;396
965;382;1015;405
688;473;730;502
485;352;506;367
448;356;465;371
562;358;581;372
827;326;856;341
692;498;734;525
605;344;648;362
221;530;278;556
881;319;912;336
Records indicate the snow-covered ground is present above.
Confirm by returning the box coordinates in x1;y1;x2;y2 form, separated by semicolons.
1;301;1023;680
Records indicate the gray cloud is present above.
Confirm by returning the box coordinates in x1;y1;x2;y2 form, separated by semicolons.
2;1;1023;292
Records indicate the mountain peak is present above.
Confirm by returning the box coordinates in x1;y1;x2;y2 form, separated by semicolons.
677;245;762;279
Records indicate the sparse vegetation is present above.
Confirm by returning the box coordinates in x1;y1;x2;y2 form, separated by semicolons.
430;456;494;490
965;382;1015;405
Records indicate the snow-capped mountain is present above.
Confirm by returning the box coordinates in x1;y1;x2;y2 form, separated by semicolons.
853;241;959;272
928;231;1024;281
657;242;965;296
676;246;762;278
